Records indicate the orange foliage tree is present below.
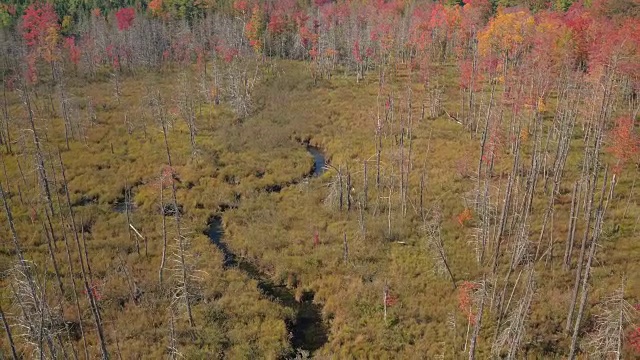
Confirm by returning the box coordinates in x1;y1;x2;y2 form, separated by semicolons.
478;8;534;65
607;116;640;175
245;5;265;54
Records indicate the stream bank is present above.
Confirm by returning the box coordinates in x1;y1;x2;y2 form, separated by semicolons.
205;146;328;356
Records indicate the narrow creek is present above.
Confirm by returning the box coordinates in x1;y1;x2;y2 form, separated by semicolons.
205;146;328;356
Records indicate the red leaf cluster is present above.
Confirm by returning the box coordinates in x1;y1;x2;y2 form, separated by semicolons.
115;7;135;31
160;166;177;188
148;0;163;15
482;123;504;165
629;327;640;354
64;37;81;65
456;208;473;226
21;3;59;47
215;43;239;63
83;281;103;301
384;292;398;307
233;0;250;15
458;281;478;324
606;116;640;175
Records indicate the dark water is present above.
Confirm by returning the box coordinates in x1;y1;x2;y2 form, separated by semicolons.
307;146;326;177
206;217;237;268
263;146;326;194
72;196;97;207
113;200;135;214
205;217;328;355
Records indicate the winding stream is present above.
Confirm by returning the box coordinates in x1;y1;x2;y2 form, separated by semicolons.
307;146;326;177
205;146;328;356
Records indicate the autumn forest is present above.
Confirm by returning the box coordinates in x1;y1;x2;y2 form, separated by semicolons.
0;0;639;358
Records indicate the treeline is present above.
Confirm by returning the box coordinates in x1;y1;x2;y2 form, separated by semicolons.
0;0;601;29
0;0;638;127
0;0;638;86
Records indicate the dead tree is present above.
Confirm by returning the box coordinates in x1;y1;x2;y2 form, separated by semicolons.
0;183;52;356
161;101;195;327
39;218;64;297
423;212;456;289
566;114;606;334
0;303;19;359
117;253;140;305
177;72;198;156
343;232;349;264
492;264;535;360
2;75;12;154
586;278;634;359
159;169;168;287
58;153;109;359
468;277;487;360
563;181;581;271
535;101;575;263
568;166;613;359
491;129;521;276
59;218;90;359
167;307;179;360
54;63;74;150
324;165;344;212
124;179;140;255
20;88;59;254
362;160;368;210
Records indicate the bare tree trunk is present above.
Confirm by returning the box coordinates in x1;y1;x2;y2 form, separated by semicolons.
159;171;167;287
468;279;486;360
0;303;19;360
568;167;610;359
476;82;496;205
566;169;596;332
566;110;605;332
343;232;348;264
58;153;109;359
168;307;178;359
491;133;520;275
40;218;64;297
117;252;138;304
425;217;456;289
419;171;425;220
346;169;352;211
2;77;12;154
568;224;597;360
0;182;47;355
363;161;368;210
376;131;381;189
125;179;140;255
113;326;123;360
563;181;580;271
59;219;90;360
400;125;405;217
162;112;195;327
22;89;56;218
338;166;344;211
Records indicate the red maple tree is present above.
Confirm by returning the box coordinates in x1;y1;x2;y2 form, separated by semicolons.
64;37;81;65
115;7;135;31
21;3;59;47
